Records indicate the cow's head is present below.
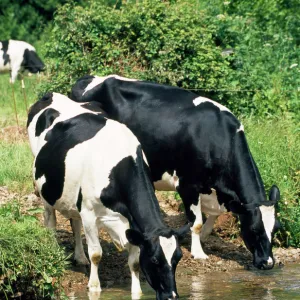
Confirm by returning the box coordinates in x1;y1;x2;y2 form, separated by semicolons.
126;224;190;300
233;185;280;270
22;49;45;74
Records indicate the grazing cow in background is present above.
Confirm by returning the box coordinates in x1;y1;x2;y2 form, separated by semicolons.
70;75;280;270
27;92;189;300
0;40;45;83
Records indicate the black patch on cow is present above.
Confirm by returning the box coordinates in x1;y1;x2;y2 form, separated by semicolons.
1;40;10;65
80;101;105;114
35;113;107;206
35;108;60;136
99;155;135;222
77;188;83;212
22;49;45;73
100;145;166;232
70;75;95;100
27;93;54;127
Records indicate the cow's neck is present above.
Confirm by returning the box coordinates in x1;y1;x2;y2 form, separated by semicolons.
125;150;168;235
228;132;266;205
98;81;128;121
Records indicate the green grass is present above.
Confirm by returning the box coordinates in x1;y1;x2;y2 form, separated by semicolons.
0;141;33;194
0;203;67;299
244;117;300;203
0;74;41;127
243;117;300;246
0;73;41;194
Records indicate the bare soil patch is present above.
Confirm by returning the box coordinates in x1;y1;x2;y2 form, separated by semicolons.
0;126;28;143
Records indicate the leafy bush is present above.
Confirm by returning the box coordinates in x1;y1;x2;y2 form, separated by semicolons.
40;0;299;117
202;0;300;117
0;202;67;299
40;0;231;96
0;0;84;44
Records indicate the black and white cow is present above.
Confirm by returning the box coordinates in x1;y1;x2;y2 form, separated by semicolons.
70;75;280;270
27;92;190;300
0;40;44;83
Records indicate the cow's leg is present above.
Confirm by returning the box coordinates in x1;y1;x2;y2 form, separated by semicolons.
102;216;142;296
200;215;218;241
80;210;102;294
70;219;89;265
10;65;19;83
127;244;142;297
178;186;208;259
43;202;56;229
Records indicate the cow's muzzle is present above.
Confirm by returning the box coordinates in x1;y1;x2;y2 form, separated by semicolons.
157;291;178;300
255;257;274;270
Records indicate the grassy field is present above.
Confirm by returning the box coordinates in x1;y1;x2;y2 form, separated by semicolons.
0;74;40;194
0;75;41;127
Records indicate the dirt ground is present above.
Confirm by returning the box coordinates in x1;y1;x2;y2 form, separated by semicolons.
1;186;300;297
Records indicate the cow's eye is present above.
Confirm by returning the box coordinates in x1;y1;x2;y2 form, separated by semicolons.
151;257;159;265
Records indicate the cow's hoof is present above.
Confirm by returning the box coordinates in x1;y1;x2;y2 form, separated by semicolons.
75;255;90;266
192;253;209;260
88;290;101;300
88;282;101;293
132;291;143;300
200;234;209;242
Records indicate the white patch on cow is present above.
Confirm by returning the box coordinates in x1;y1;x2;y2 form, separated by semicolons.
237;124;244;132
193;96;231;113
159;236;177;266
142;150;149;166
35;174;46;193
83;74;138;95
190;197;208;259
28;93;100;156
259;205;275;243
154;171;179;191
267;257;273;266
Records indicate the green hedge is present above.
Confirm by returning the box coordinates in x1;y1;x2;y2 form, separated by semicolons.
0;0;84;45
40;0;299;118
0;202;67;299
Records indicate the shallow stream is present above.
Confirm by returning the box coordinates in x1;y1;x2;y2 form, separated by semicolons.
74;263;300;299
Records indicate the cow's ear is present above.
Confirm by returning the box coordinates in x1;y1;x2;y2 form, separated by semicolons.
126;229;144;246
269;185;280;204
174;222;192;239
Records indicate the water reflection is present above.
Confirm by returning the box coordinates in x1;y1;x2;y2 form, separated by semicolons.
179;264;300;300
74;264;300;299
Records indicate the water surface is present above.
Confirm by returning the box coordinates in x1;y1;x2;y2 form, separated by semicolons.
74;264;300;299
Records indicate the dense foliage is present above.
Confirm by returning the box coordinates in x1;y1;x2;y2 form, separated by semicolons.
0;0;84;44
0;202;67;299
41;0;299;118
